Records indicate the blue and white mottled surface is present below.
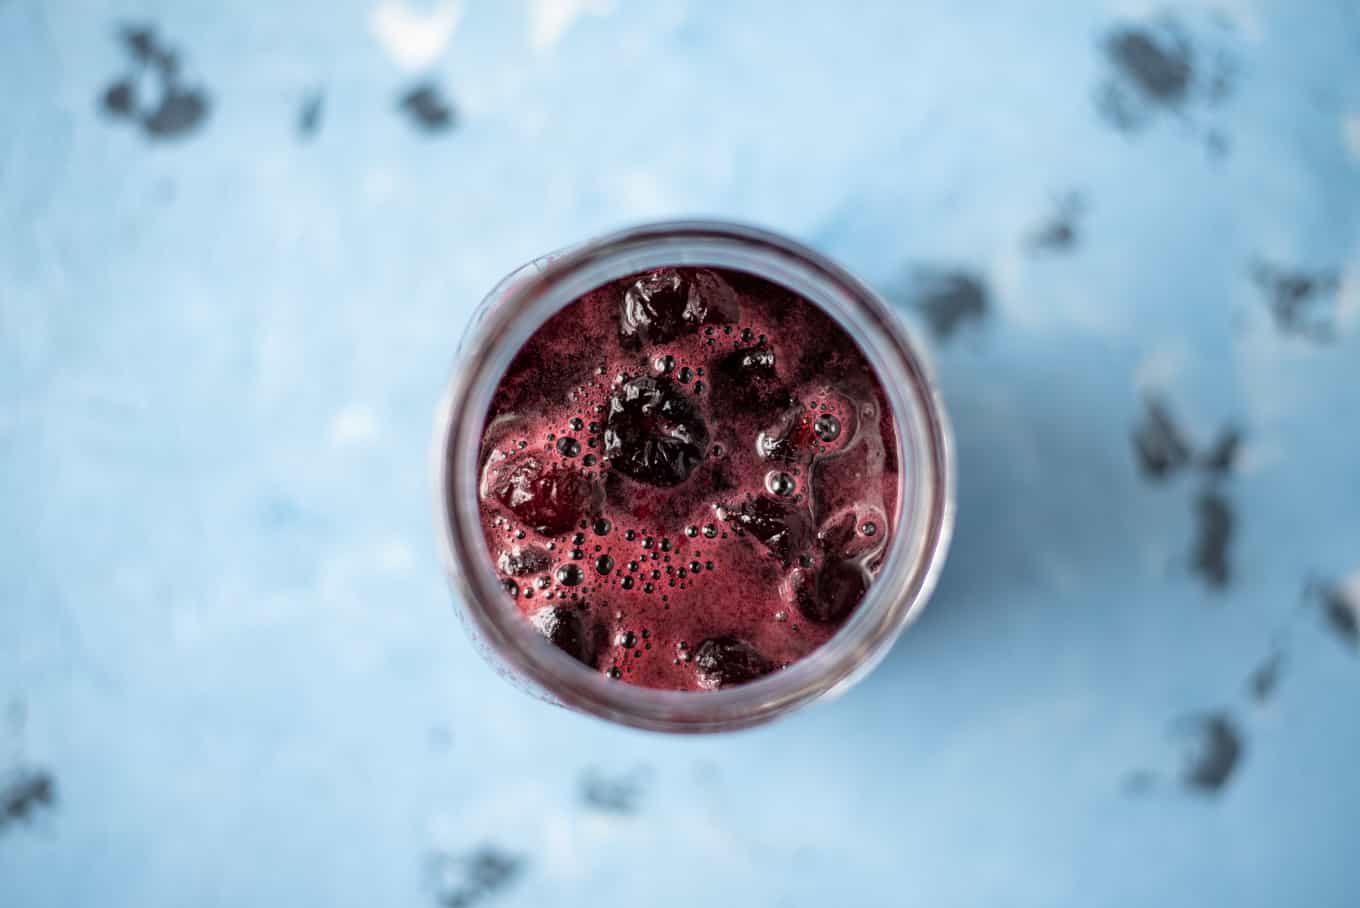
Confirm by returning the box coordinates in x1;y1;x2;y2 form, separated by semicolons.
3;1;1359;905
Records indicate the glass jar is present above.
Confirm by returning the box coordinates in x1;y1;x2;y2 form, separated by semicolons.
432;221;954;732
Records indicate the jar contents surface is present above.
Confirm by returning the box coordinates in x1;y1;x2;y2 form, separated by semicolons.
477;268;900;690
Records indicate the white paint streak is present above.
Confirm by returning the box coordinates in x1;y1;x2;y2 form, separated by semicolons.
331;405;379;446
530;0;614;53
370;1;463;70
1233;327;1291;423
541;813;583;878
989;247;1024;315
1133;342;1186;391
1344;113;1360;162
990;247;1127;337
1234;438;1282;476
425;811;458;850
1337;264;1360;334
1340;573;1360;612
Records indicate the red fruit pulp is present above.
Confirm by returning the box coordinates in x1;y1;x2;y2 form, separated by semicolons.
477;268;899;690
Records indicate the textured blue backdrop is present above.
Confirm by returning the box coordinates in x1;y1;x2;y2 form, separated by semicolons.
3;1;1359;905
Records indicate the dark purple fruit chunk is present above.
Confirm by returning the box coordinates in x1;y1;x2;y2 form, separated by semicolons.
618;268;737;347
816;512;858;558
604;376;710;487
693;636;774;689
491;455;597;536
529;605;592;664
796;560;870;623
711;343;793;412
726;345;775;376
690;269;741;321
721;496;809;566
498;545;552;577
619;270;689;345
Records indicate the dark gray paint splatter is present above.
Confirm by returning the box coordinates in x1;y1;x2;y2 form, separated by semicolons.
101;78;138;116
120;25;158;63
399;83;456;133
120;23;180;78
1130;398;1243;589
1246;649;1284;703
142;88;209;138
1;768;56;832
100;24;211;140
1026;192;1085;253
1200;427;1242;475
1097;21;1193;131
1095;17;1237;156
427;846;524;907
579;767;647;814
1109;25;1193;104
1176;713;1243;792
1131;397;1192;479
1323;585;1358;649
1250;260;1342;343
895;268;989;340
1191;489;1234;588
298;91;324;139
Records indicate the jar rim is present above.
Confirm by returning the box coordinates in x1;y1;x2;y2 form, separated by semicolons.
433;220;954;733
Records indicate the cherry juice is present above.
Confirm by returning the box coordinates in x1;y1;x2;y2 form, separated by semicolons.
477;267;899;690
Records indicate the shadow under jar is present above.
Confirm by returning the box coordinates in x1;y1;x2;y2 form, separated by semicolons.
434;221;954;733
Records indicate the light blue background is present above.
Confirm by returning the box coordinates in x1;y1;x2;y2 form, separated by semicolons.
3;1;1359;905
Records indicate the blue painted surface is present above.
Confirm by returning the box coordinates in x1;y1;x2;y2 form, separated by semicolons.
2;1;1359;905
